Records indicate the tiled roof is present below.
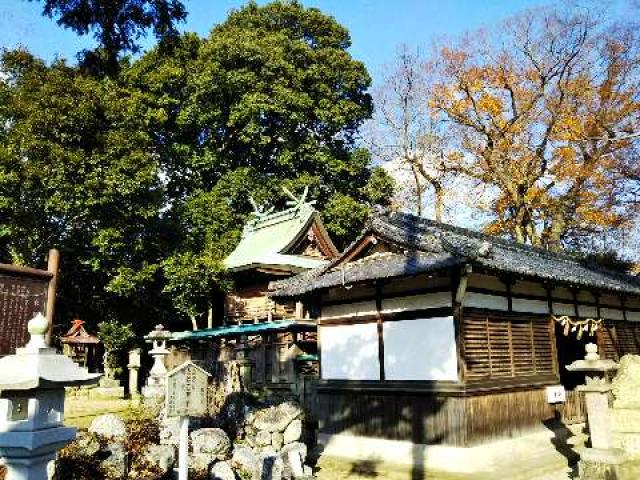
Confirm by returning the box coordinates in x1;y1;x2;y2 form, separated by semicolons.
224;203;335;273
270;211;640;297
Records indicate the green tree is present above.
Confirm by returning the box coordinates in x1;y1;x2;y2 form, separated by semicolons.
0;49;165;330
30;0;187;75
125;2;394;326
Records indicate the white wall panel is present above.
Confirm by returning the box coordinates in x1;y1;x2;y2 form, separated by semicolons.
381;292;451;314
577;305;598;318
320;323;380;380
511;298;549;314
552;302;575;316
321;300;377;319
383;317;458;381
601;308;625;321
626;311;640;322
464;293;508;311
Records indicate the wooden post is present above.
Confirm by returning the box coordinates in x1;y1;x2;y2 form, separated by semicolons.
45;249;60;346
178;416;189;480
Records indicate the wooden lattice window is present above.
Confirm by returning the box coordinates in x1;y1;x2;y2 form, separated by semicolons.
599;321;640;361
463;312;556;381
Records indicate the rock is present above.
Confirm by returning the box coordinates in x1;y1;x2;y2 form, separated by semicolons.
253;402;303;433
613;354;640;408
271;432;284;451
232;444;260;478
259;452;284;480
100;442;127;479
283;420;302;444
191;428;232;460
88;414;127;440
73;433;102;457
143;444;176;475
191;455;215;475
210;461;236;480
280;442;307;479
256;430;272;446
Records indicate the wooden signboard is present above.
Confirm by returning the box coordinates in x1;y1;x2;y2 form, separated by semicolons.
166;361;211;480
166;361;210;418
0;271;50;356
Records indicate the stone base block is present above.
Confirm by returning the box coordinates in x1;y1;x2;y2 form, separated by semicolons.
579;448;627;480
90;387;125;400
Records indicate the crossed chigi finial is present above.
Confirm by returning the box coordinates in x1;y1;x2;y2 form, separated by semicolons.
249;186;316;219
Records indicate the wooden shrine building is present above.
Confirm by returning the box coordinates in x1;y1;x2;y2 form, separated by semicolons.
269;211;640;449
60;319;101;371
173;192;338;392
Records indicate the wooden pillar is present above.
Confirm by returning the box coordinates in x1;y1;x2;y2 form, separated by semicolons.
375;282;385;381
45;249;60;346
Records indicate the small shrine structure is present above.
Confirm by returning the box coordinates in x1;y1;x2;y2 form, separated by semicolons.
60;319;101;370
172;188;338;393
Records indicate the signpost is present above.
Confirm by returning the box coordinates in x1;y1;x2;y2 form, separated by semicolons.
166;361;210;480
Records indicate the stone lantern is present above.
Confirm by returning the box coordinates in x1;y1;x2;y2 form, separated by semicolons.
566;342;625;479
0;313;101;480
142;324;172;400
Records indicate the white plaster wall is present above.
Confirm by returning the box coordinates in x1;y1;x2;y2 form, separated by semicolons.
322;300;377;319
626;311;640;321
577;305;598;318
511;298;549;314
320;323;380;380
383;317;458;381
381;292;451;314
552;302;575;316
601;308;625;320
464;293;508;311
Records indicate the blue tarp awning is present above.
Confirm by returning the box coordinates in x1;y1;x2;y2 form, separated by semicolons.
171;320;315;341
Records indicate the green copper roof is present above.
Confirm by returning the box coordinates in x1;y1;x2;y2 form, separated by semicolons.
224;203;334;273
171;320;316;341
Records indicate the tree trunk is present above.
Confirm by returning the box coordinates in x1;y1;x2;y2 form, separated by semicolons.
190;314;198;331
434;184;444;222
207;304;213;329
411;164;423;216
548;212;566;252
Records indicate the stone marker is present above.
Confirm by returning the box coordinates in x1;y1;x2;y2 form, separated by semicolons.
128;348;142;399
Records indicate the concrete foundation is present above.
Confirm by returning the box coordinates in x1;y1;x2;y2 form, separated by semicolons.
318;424;586;477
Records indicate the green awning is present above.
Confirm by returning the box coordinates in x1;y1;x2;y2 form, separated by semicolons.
172;320;316;342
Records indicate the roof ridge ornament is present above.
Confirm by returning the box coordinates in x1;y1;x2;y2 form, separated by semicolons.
249;196;275;220
283;186;316;209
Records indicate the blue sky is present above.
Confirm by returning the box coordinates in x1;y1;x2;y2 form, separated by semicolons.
0;0;556;85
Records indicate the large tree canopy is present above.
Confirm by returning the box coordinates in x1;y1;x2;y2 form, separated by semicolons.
0;1;393;331
0;49;166;329
30;0;187;75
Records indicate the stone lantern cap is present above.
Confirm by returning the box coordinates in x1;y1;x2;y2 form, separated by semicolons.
0;313;102;391
145;324;172;342
566;343;619;374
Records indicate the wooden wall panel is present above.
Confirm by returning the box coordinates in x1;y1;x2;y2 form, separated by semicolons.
465;389;555;445
316;390;467;446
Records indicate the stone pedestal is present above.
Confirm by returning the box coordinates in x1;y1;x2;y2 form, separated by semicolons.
579;448;627;480
128;348;141;400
